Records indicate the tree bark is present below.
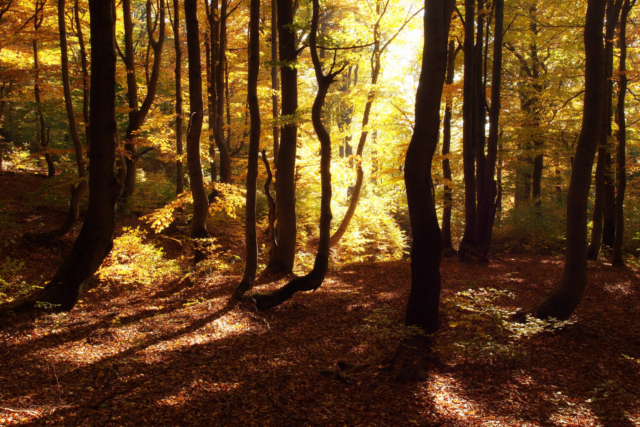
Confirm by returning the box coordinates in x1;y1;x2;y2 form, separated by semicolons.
232;0;260;299
5;0;123;312
527;0;606;321
441;40;459;258
263;0;298;275
476;0;504;256
459;0;477;261
404;0;453;333
185;0;210;244
473;0;486;246
613;0;635;266
271;0;279;164
120;0;166;201
255;0;340;309
588;0;622;258
173;0;184;194
215;0;232;182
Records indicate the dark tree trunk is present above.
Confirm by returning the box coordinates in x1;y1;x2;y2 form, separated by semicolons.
459;0;477;261
613;0;635;266
473;0;486;247
476;0;504;256
232;0;260;299
54;0;87;242
263;0;298;275
120;0;166;201
404;0;453;333
4;0;123;312
185;0;210;242
271;0;279;164
527;0;606;321
173;0;184;194
255;0;340;309
215;0;232;182
441;40;459;258
588;0;622;258
73;0;90;146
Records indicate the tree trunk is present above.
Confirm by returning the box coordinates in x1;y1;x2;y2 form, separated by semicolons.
613;0;634;266
215;0;232;182
271;0;279;164
441;40;459;258
476;0;504;256
459;0;477;261
74;0;90;146
473;0;486;247
587;0;622;259
255;0;339;309
33;0;54;178
263;0;298;275
54;0;87;242
527;0;606;321
232;0;260;299
120;0;165;201
173;0;184;194
5;0;123;312
185;0;210;243
404;0;453;333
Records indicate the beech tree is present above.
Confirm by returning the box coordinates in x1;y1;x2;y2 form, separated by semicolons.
404;0;454;332
526;0;606;320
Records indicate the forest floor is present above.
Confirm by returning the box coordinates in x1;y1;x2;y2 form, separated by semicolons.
1;170;640;426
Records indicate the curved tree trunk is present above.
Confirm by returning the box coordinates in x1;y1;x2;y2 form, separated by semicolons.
232;0;260;299
404;0;453;333
173;0;184;194
441;40;459;258
4;0;123;313
613;0;634;266
120;0;166;201
527;0;606;320
263;0;298;275
185;0;210;248
255;0;340;309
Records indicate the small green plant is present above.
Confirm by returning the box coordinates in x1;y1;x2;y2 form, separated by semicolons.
0;258;42;304
354;307;426;359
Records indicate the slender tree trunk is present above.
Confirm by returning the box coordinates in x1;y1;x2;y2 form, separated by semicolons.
459;0;477;260
587;0;622;259
263;0;298;275
232;0;260;299
613;0;634;266
5;0;123;312
185;0;210;244
215;0;232;182
271;0;279;163
205;35;216;181
441;40;459;258
173;0;184;194
33;0;54;178
54;0;87;241
404;0;453;333
474;0;486;247
255;0;339;309
121;0;166;201
527;0;606;320
476;0;504;256
74;0;90;146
